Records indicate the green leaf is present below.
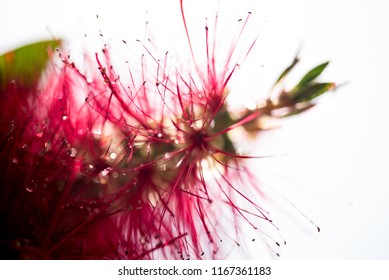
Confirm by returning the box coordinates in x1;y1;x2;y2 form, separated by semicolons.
294;61;329;90
0;39;60;90
291;82;335;103
273;55;300;86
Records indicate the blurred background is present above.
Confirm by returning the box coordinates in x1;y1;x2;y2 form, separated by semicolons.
1;0;388;259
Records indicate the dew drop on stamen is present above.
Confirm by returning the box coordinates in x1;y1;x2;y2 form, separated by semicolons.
157;133;163;138
98;168;111;184
45;141;52;150
139;236;148;245
62;115;68;121
26;181;38;193
67;147;77;157
88;164;95;172
35;132;43;138
109;152;117;160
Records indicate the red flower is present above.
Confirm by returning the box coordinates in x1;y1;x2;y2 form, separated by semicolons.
0;1;334;259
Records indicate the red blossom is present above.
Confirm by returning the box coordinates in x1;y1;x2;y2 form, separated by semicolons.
0;1;334;259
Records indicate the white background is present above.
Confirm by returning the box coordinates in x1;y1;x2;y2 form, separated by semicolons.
1;0;389;259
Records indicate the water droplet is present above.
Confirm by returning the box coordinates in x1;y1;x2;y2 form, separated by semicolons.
44;141;52;151
92;128;102;136
101;168;111;176
157;133;163;138
67;147;77;157
174;139;179;145
98;168;111;184
109;152;117;160
139;236;148;244
88;164;95;171
62;115;68;121
35;132;43;138
26;181;37;192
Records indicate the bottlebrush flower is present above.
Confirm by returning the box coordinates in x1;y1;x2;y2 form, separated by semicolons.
0;1;335;259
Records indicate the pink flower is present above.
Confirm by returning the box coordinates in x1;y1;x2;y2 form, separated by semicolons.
0;1;334;259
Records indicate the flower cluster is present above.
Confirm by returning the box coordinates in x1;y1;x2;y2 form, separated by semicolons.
0;2;335;260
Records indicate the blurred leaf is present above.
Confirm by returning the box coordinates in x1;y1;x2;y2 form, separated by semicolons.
0;40;60;90
279;103;316;118
294;61;329;90
273;55;299;86
291;82;335;103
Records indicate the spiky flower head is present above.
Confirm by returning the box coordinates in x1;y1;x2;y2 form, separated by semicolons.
0;1;335;259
